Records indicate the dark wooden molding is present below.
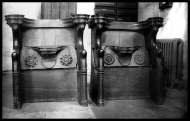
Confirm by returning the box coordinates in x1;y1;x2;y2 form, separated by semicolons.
5;14;24;27
72;14;90;25
88;14;108;29
159;2;173;10
89;14;161;30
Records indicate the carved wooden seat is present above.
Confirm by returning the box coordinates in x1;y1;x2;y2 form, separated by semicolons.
89;14;164;106
5;14;90;109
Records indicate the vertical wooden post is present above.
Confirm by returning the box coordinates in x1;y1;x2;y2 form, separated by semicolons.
145;17;164;105
95;23;105;106
89;14;108;106
97;49;104;106
5;14;24;109
72;14;90;106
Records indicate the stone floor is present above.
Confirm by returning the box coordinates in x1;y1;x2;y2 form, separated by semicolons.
2;71;188;119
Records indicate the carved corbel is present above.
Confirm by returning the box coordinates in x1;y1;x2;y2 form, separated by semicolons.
89;14;108;50
72;14;89;106
5;14;24;53
5;14;24;109
72;14;89;52
146;17;165;104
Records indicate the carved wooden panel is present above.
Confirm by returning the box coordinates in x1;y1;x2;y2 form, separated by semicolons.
20;46;77;70
102;46;149;67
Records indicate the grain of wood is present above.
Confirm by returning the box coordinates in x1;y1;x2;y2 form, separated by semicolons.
51;2;60;19
41;2;52;19
60;2;69;19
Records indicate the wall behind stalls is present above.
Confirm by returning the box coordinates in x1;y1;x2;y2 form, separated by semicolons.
2;2;41;71
138;2;188;90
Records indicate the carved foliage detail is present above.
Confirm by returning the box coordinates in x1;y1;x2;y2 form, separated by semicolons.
104;54;115;65
60;54;73;66
25;55;38;68
134;50;145;65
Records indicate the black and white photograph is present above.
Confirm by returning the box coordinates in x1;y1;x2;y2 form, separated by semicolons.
2;2;188;119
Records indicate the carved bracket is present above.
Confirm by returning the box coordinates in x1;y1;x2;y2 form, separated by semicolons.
72;14;90;25
147;17;164;68
72;14;89;51
5;14;25;54
89;14;109;50
5;14;24;29
88;14;109;29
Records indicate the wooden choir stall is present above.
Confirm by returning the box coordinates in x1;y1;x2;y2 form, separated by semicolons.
89;14;165;106
5;14;90;109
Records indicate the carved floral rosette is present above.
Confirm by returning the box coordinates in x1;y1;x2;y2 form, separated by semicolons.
60;54;73;66
25;55;38;68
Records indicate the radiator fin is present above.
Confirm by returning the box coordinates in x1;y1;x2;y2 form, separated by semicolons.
156;38;183;88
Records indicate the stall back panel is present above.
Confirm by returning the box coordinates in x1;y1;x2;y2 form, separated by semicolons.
101;30;145;47
22;28;76;46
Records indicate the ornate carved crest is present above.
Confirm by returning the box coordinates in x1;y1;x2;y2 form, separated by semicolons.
60;54;73;66
25;55;38;68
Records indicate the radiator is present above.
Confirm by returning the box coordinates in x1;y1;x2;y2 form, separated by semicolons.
156;38;184;88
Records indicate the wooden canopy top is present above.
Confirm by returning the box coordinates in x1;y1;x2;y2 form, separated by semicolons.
5;14;90;28
88;14;163;30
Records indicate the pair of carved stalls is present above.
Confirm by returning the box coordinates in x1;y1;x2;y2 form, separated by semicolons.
89;14;164;106
5;14;90;109
5;13;164;109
